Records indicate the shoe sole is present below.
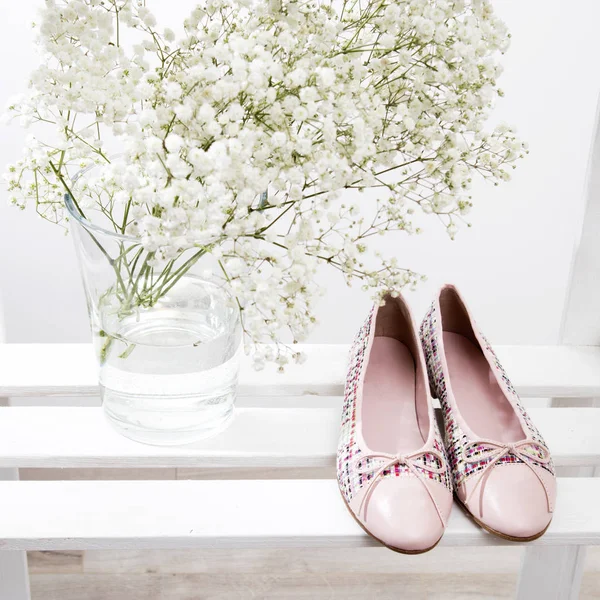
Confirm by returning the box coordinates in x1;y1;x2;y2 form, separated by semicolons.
454;493;551;542
338;486;442;554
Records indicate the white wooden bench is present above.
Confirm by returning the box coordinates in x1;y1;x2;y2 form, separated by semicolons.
4;18;600;600
1;343;600;600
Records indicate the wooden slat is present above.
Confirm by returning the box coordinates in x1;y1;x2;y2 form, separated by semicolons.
0;407;597;469
2;343;600;398
0;407;336;468
0;478;596;550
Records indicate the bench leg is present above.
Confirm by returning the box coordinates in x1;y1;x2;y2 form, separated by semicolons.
0;468;31;600
517;546;586;600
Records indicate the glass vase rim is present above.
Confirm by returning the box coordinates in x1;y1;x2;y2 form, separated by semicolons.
64;161;142;243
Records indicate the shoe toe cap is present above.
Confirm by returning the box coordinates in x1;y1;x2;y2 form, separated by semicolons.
360;477;451;552
466;463;555;540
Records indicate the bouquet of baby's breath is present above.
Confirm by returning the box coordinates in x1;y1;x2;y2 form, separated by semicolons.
4;0;525;367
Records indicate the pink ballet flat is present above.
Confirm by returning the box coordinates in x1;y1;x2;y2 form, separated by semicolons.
420;285;556;541
337;293;453;553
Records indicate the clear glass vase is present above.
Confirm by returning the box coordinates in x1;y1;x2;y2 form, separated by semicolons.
65;179;242;446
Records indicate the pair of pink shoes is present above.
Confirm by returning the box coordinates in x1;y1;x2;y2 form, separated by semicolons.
337;285;556;554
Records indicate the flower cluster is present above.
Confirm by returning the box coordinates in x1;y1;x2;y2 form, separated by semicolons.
3;0;526;367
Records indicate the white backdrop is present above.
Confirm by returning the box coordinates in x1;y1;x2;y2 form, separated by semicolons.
1;0;599;345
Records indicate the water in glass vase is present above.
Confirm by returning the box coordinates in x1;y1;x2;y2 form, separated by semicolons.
95;277;242;446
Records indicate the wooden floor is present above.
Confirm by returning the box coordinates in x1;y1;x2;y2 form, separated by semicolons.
27;547;600;599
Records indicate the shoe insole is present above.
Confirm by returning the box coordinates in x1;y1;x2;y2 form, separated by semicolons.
362;337;426;454
443;332;524;442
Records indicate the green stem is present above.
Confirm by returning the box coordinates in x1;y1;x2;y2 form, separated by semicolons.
49;161;86;218
153;249;207;301
123;252;155;312
99;335;114;365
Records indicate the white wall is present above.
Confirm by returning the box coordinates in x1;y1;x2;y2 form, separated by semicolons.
1;0;599;345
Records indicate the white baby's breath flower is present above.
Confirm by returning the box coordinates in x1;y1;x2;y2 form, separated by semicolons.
3;0;525;368
164;133;184;154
